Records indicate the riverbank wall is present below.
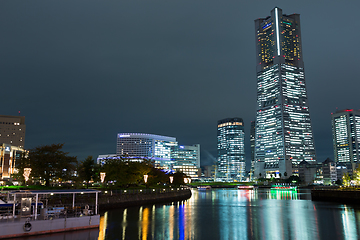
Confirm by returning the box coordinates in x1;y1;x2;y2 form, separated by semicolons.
98;188;192;210
311;189;360;204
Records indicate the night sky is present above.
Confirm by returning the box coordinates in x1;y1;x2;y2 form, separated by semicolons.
2;1;359;168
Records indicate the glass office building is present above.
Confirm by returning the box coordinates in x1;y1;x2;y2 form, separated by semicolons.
331;109;360;169
116;133;177;170
254;7;316;178
217;118;245;180
171;144;200;178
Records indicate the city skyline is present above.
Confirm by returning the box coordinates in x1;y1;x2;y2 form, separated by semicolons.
2;1;360;168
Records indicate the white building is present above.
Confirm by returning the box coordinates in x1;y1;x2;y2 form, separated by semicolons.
331;109;360;171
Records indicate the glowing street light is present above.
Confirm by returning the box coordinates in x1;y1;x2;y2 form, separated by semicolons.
144;175;148;184
184;178;188;184
100;172;106;183
23;168;31;182
169;176;174;184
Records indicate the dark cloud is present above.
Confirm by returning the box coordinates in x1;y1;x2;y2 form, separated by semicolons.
1;1;359;166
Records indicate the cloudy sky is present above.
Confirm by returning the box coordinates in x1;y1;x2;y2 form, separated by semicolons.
1;1;359;168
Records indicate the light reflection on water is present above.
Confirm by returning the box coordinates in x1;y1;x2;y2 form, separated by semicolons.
97;189;360;240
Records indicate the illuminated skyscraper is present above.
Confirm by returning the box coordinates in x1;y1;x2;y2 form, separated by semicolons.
217;118;245;180
331;109;360;170
254;7;316;178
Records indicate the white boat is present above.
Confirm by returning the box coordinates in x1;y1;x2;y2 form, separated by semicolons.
0;189;100;239
197;186;211;190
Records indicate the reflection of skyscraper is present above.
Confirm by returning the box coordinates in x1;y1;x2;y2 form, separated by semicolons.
331;109;360;169
254;7;316;178
217;118;245;180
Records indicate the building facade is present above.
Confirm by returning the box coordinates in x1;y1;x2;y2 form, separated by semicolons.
0;115;26;148
254;7;316;179
116;133;177;170
250;121;256;174
0;143;26;179
171;144;200;178
322;158;337;185
217;118;245;180
331;109;360;170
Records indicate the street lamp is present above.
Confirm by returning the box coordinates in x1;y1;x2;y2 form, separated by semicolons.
184;178;188;184
144;175;148;184
100;172;106;183
169;176;174;184
23;168;31;183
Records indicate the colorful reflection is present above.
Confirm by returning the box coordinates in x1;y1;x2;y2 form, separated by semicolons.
99;189;360;240
269;189;298;200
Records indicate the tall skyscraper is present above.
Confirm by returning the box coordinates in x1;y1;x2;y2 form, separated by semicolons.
254;7;316;178
217;118;245;180
0;115;26;148
331;109;360;170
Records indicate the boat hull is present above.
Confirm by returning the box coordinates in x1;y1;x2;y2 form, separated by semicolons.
0;215;99;239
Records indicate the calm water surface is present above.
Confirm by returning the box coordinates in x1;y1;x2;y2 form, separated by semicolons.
18;189;360;240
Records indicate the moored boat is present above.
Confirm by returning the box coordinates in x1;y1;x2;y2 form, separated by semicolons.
0;189;100;239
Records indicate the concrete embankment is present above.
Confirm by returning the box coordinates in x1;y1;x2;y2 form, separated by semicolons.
311;189;360;204
98;188;192;210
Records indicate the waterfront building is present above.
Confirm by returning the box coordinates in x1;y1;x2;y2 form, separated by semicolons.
322;158;337;185
0;143;26;179
331;109;360;171
254;7;316;179
0;115;26;148
217;118;245;180
116;133;177;170
298;160;316;185
171;144;200;178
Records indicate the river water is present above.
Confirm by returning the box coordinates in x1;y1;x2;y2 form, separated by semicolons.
17;188;360;240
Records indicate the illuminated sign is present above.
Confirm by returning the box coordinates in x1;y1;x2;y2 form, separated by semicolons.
119;135;130;138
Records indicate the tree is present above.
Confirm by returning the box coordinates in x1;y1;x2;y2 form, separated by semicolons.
27;144;77;186
78;156;99;188
14;152;31;184
342;173;351;187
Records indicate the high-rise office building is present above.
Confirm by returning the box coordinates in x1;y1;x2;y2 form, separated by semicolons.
331;109;360;170
0;115;26;148
116;133;177;170
217;118;245;180
254;7;316;178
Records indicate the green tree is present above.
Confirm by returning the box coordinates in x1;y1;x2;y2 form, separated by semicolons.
27;144;77;186
78;156;99;188
343;173;351;187
13;152;31;184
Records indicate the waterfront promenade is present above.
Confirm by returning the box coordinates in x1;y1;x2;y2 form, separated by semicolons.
98;187;192;210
